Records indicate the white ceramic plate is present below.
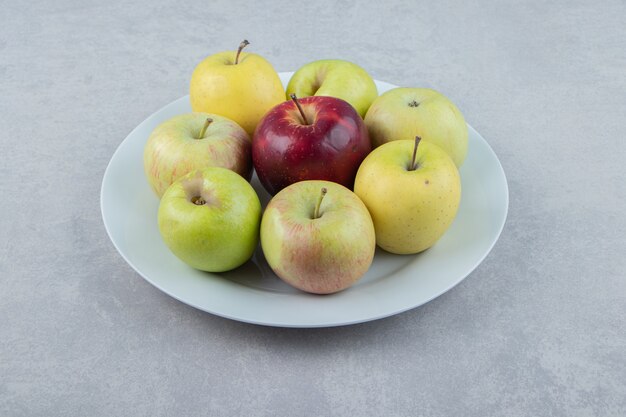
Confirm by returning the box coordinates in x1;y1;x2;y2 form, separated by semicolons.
100;72;508;328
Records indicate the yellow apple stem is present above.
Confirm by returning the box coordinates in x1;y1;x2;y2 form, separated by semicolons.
234;39;250;64
290;93;310;125
198;118;213;139
409;136;421;171
313;187;328;219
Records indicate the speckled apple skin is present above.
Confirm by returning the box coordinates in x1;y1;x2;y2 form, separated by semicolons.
190;51;285;136
364;87;468;167
260;180;376;294
286;59;378;118
143;113;251;198
354;139;461;255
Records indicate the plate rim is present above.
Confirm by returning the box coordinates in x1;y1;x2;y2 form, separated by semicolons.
100;73;509;328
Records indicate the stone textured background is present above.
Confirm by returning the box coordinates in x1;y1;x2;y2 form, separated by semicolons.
1;0;625;415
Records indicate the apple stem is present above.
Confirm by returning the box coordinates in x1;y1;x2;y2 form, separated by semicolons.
313;187;328;219
192;196;206;205
234;39;250;64
289;93;310;125
198;118;213;139
409;136;421;171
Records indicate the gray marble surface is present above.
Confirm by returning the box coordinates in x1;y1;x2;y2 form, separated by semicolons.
1;1;625;415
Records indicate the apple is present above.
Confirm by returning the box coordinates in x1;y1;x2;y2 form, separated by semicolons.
144;112;251;198
354;137;461;254
190;40;285;136
158;167;262;272
286;59;378;118
261;180;375;294
364;87;468;167
252;94;371;195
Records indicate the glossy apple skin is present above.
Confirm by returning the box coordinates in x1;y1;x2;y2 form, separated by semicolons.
252;96;371;196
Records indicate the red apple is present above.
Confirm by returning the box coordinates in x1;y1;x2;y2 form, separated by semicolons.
252;94;371;195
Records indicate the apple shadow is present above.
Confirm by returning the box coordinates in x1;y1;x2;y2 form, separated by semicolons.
142;253;465;354
172;171;462;349
215;244;301;294
197;238;443;349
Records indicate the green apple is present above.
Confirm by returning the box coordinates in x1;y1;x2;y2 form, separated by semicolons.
261;180;375;294
364;87;468;167
354;138;461;254
286;59;377;118
143;112;251;198
158;167;261;272
190;40;285;136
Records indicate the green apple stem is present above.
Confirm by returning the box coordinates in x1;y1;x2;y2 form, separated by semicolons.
409;136;421;171
234;39;250;64
290;93;310;125
198;118;213;139
313;187;328;219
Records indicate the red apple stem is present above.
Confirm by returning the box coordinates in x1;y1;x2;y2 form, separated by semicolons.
289;93;310;125
198;118;213;139
234;39;249;65
409;136;421;171
313;187;328;219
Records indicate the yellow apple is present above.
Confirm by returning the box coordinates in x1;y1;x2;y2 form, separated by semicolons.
364;87;468;167
190;40;285;136
354;138;461;254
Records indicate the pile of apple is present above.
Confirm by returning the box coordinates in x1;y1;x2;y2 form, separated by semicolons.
144;40;467;295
